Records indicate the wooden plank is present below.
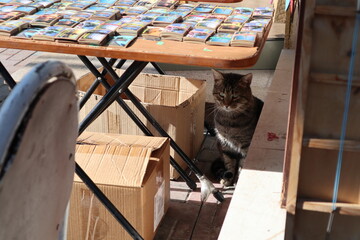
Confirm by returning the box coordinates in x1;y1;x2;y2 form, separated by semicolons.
292;209;360;240
310;72;360;86
297;200;360;216
284;0;315;214
303;138;360;151
315;5;357;17
298;147;360;204
0;22;271;69
311;15;359;74
304;82;360;139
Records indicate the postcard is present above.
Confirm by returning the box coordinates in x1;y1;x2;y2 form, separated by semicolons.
108;35;137;47
78;32;108;44
31;14;62;26
13;6;37;14
98;0;118;4
184;28;213;40
86;4;108;11
110;5;130;13
212;6;233;15
218;22;242;32
205;14;227;21
163;24;190;35
122;21;147;30
56;28;86;40
0;25;17;32
0;12;22;22
34;8;58;15
207;32;233;45
184;14;206;22
95;23;119;31
146;8;169;15
253;7;274;18
0;5;20;13
135;0;155;8
13;28;43;39
195;20;221;29
167;10;190;17
115;0;137;6
66;2;95;10
125;6;149;15
233;7;253;16
3;19;29;28
232;32;257;41
54;18;80;27
71;11;93;19
136;14;157;23
75;19;104;29
141;26;164;40
242;22;266;32
38;26;66;36
153;14;181;23
224;14;249;24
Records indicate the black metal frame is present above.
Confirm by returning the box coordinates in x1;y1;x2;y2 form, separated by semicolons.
77;56;197;191
0;56;225;240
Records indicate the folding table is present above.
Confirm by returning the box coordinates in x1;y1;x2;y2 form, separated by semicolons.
0;21;271;239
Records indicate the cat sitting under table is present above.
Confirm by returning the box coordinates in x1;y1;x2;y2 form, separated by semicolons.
210;69;263;187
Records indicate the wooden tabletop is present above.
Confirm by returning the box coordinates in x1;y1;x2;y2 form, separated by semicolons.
0;22;271;69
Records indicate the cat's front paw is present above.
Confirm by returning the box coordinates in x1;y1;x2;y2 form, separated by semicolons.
220;178;233;187
220;170;234;187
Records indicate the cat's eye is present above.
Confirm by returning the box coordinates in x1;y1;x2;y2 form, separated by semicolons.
232;94;239;99
219;92;225;98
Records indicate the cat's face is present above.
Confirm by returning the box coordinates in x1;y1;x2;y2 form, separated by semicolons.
212;69;253;112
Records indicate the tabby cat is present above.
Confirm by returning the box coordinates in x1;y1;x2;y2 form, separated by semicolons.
211;69;263;186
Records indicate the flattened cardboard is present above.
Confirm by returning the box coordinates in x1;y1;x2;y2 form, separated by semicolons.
68;132;170;240
77;70;206;179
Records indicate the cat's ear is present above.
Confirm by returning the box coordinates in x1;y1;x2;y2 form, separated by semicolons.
212;69;224;83
241;73;253;87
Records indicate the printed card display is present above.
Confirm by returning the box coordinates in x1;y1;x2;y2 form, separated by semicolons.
32;25;66;41
160;22;192;41
107;35;137;47
12;27;43;39
141;26;164;41
212;6;233;15
230;31;259;47
183;28;214;43
55;28;86;42
206;32;233;46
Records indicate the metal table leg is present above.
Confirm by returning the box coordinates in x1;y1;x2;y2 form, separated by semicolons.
150;62;165;75
97;57;224;203
0;61;17;89
78;56;197;190
79;58;117;109
79;60;148;134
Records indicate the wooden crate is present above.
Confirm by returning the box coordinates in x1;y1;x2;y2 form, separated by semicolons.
283;0;360;239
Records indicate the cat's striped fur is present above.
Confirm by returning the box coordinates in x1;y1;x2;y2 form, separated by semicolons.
211;69;263;186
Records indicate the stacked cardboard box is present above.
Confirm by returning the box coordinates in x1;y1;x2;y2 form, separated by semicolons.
77;70;206;179
68;132;170;240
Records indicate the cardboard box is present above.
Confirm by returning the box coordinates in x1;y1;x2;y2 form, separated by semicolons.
67;132;170;240
77;70;206;179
